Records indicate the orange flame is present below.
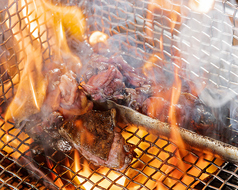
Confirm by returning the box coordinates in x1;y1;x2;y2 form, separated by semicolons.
2;0;86;167
73;150;92;188
67;150;126;189
47;159;66;190
146;0;180;43
169;65;186;154
1;0;225;189
143;34;224;190
4;0;85;124
0;122;33;160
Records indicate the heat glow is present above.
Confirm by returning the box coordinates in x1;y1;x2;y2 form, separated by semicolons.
1;0;225;189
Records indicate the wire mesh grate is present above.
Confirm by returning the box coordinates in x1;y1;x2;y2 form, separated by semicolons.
1;123;238;189
0;0;238;189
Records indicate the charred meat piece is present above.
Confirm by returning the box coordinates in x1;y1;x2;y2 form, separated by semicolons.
82;64;125;101
44;69;93;118
21;109;134;170
59;109;134;170
81;54;151;110
142;93;217;135
22;111;73;153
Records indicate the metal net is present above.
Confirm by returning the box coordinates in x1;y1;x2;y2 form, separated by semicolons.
1;0;238;189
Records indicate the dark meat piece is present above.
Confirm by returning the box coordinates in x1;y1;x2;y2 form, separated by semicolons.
21;111;73;153
109;55;148;87
43;69;93;118
59;109;134;170
142;93;217;135
124;86;150;111
81;54;151;110
21;109;134;170
82;64;125;101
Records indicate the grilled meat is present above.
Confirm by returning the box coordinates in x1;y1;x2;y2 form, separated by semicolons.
43;69;93;118
81;53;224;136
18;51;222;171
59;109;134;170
81;54;150;110
142;93;217;135
22;109;134;170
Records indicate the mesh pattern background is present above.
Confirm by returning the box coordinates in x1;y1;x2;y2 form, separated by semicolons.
0;0;238;189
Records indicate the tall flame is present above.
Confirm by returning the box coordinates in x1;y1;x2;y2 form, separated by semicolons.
1;0;86;169
146;0;180;44
5;0;85;124
142;33;224;190
1;0;226;189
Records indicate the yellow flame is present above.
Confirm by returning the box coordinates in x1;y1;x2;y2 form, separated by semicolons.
42;0;86;41
5;0;85;124
71;150;126;189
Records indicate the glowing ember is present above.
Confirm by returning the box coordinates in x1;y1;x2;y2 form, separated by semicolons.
47;159;67;190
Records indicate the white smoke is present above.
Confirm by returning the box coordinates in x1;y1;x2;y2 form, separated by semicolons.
178;5;238;108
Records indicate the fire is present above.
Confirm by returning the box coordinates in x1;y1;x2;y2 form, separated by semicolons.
4;0;85;125
0;0;226;189
66;150;126;189
1;0;85;173
0;116;33;160
142;41;224;190
47;158;66;190
146;0;180;43
189;0;215;13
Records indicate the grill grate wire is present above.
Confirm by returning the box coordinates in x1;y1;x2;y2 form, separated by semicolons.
1;0;238;189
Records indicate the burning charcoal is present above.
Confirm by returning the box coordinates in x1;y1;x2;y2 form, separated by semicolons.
59;109;135;170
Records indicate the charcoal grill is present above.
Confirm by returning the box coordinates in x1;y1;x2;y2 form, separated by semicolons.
1;0;238;189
